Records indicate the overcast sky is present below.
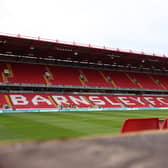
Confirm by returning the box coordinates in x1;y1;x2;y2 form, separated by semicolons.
0;0;167;56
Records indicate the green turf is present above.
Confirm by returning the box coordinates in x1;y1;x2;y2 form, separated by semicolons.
0;110;168;142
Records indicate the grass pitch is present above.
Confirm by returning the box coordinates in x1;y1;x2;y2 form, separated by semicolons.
0;110;168;142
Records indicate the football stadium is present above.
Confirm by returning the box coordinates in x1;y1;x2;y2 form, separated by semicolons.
0;33;168;167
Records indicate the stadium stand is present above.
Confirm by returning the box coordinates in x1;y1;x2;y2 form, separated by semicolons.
2;63;46;84
102;70;139;88
0;33;168;112
1;62;168;90
127;72;162;89
152;74;168;89
48;66;82;85
79;69;111;87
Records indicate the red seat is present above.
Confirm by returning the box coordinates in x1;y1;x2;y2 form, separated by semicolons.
50;66;82;86
81;69;110;87
103;70;139;88
161;118;168;129
120;118;160;133
152;74;168;89
7;63;46;84
128;72;162;89
0;62;167;90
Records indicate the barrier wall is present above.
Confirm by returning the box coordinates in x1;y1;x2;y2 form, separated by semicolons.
1;93;168;113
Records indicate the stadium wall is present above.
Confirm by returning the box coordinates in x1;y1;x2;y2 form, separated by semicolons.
1;93;168;113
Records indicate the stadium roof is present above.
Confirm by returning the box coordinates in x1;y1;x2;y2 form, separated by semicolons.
0;33;168;72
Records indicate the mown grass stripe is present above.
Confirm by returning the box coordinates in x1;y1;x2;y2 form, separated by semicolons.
0;114;83;141
13;113;118;135
0;110;168;142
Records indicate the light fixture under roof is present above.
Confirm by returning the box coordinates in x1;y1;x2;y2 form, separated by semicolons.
55;47;72;52
48;55;53;58
74;52;78;56
107;54;120;58
0;40;7;44
30;46;35;50
148;59;158;62
5;51;12;54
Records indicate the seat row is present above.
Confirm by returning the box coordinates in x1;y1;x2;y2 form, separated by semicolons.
0;62;168;89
